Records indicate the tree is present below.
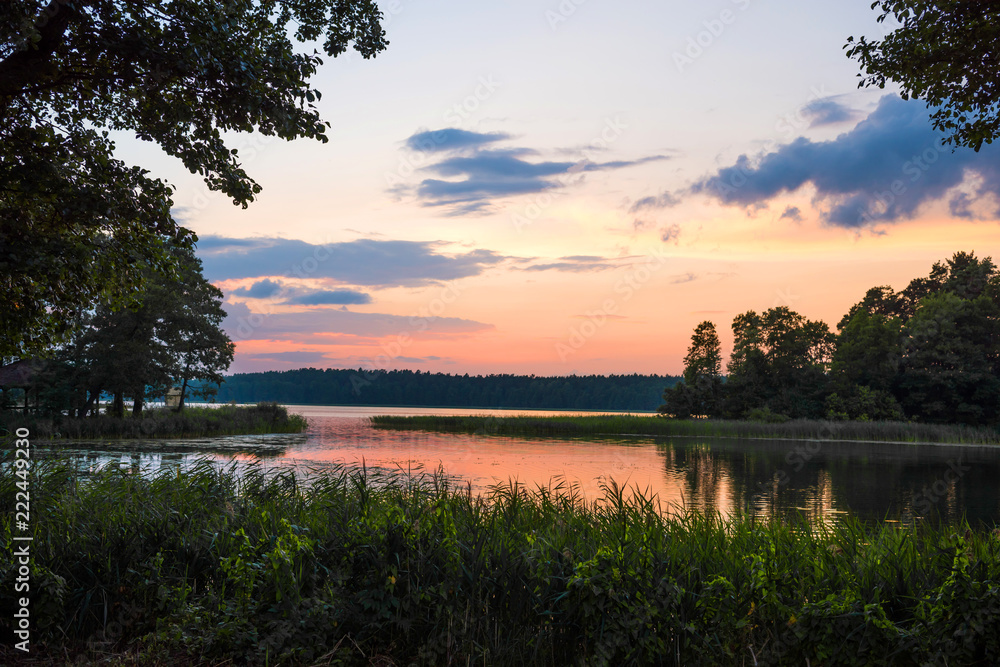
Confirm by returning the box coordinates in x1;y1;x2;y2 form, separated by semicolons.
832;309;903;393
82;295;170;417
845;2;1000;151
664;321;724;418
683;321;722;386
831;251;1000;425
724;307;834;419
897;291;1000;424
158;245;235;411
72;243;234;416
0;1;387;357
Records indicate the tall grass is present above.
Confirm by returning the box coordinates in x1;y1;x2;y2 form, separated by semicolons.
2;460;1000;665
0;402;308;440
371;414;1000;445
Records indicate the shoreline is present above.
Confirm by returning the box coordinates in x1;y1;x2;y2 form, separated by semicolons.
371;414;1000;447
597;431;1000;449
0;403;308;441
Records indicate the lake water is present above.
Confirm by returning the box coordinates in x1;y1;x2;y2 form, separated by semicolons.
32;405;1000;525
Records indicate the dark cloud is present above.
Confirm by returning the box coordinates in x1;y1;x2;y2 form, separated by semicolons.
232;279;283;299
691;95;1000;228
283;289;373;306
661;224;681;244
221;301;494;345
802;97;861;127
780;206;803;222
406;129;511;153
417;153;665;213
401;127;668;214
669;272;696;284
198;237;505;286
629;191;680;213
949;192;977;219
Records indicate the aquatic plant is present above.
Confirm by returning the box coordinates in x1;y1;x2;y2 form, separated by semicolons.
2;460;1000;664
371;414;1000;445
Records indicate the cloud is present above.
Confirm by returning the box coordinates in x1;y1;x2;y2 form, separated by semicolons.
948;192;977;219
572;313;628;321
406;129;512;153
661;224;681;244
221;301;494;345
691;95;1000;228
780;206;803;222
401;127;668;214
231;279;283;299
243;351;333;364
522;255;620;272
668;272;697;284
283;289;373;306
801;97;861;127
195;236;260;251
198;237;505;286
629;191;680;213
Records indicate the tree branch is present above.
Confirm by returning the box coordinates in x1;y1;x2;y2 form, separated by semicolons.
0;1;80;101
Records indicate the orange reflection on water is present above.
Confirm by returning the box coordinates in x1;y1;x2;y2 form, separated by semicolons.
278;406;694;512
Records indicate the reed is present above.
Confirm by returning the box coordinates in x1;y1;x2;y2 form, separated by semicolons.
370;414;1000;445
2;460;999;665
0;402;307;440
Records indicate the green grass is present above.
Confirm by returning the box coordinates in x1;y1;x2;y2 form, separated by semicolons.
2;459;1000;665
0;402;308;440
371;414;1000;445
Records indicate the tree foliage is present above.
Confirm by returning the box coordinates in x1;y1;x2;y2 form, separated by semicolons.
846;1;1000;151
0;0;387;356
723;307;835;419
668;251;999;426
683;321;722;385
660;321;724;418
35;243;234;417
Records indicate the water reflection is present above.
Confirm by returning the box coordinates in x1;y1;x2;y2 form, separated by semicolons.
21;406;1000;525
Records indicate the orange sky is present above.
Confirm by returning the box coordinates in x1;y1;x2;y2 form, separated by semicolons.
119;1;1000;377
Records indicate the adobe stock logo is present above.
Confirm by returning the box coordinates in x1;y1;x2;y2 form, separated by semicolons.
556;248;668;362
673;0;753;73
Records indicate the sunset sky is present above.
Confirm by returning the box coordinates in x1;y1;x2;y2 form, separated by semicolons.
123;0;1000;376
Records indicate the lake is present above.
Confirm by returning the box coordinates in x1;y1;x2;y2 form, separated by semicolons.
33;405;1000;525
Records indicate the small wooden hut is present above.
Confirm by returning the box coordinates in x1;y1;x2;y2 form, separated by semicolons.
0;360;39;412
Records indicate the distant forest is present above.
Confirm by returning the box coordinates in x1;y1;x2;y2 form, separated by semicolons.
214;369;680;411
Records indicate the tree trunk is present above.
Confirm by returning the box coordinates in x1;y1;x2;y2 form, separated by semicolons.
177;358;191;412
132;386;144;417
113;391;124;418
85;387;102;417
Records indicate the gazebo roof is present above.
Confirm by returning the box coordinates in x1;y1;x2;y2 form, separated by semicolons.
0;360;38;388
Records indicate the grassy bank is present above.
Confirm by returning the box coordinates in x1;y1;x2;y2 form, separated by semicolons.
371;414;1000;445
2;461;1000;665
0;402;308;440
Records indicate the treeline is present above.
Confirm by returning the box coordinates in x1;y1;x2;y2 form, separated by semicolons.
215;369;679;411
663;251;1000;426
